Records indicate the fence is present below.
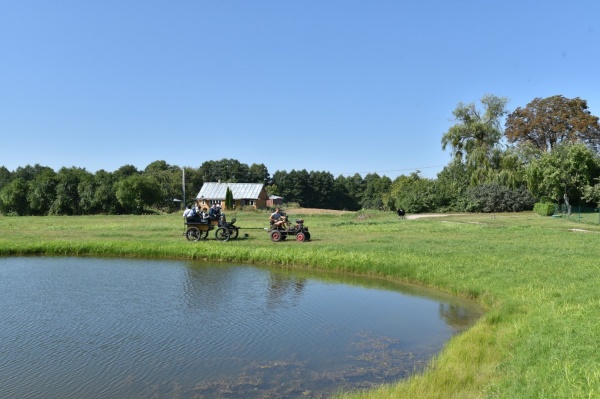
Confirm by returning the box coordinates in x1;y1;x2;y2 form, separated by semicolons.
553;204;600;225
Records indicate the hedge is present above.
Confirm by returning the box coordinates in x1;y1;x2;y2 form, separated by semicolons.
533;202;555;216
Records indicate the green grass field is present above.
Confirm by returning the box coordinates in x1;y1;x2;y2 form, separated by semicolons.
1;210;599;398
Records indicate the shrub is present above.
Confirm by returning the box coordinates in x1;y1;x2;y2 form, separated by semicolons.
533;203;555;216
466;184;535;213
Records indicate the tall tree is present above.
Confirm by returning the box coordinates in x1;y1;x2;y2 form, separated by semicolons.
0;166;11;192
582;179;600;208
50;167;92;215
115;174;162;214
248;163;271;184
505;95;600;152
0;178;29;215
487;148;528;189
307;171;336;209
183;167;204;205
27;168;57;215
361;173;392;209
390;172;441;213
225;187;234;210
199;159;249;182
114;164;139;179
270;169;312;206
332;176;358;210
13;164;51;181
339;173;365;210
441;94;509;185
93;170;122;214
525;143;600;203
434;160;470;211
144;160;182;211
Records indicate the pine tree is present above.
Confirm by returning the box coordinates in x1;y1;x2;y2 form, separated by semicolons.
225;187;234;210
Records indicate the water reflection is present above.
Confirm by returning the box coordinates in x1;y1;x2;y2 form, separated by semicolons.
439;303;479;329
0;257;482;399
266;272;307;309
184;265;309;311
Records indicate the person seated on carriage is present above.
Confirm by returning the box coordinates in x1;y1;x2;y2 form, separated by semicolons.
183;205;193;220
209;204;226;226
269;208;287;229
192;202;210;224
184;203;201;223
200;207;210;222
209;204;220;219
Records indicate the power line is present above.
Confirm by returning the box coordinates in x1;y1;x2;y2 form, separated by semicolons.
336;165;445;176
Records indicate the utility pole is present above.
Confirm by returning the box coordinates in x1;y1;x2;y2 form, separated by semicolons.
182;167;186;209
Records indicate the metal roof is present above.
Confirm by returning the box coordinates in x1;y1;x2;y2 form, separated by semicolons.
196;182;265;200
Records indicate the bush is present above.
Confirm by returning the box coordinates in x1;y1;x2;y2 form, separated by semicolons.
533;203;555;216
466;184;535;213
394;178;443;213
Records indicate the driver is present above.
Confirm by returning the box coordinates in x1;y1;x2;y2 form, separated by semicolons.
209;204;220;220
269;208;286;229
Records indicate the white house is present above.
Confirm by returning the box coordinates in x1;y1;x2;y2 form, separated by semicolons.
196;182;268;210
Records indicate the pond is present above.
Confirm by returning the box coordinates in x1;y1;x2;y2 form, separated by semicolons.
0;257;482;398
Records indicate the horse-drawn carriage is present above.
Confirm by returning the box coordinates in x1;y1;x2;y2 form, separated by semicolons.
184;215;239;242
183;211;311;243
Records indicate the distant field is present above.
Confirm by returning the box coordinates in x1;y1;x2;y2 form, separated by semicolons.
1;210;599;398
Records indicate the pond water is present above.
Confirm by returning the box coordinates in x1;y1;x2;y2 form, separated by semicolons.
0;257;482;399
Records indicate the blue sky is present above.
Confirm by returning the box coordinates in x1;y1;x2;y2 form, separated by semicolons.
2;1;599;179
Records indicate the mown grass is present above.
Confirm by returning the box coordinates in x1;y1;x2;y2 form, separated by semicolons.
1;210;599;398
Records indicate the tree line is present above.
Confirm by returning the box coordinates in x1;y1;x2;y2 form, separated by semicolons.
0;158;392;215
2;94;600;216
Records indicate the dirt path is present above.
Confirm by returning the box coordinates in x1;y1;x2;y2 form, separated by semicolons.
284;208;354;215
406;213;454;220
284;208;454;220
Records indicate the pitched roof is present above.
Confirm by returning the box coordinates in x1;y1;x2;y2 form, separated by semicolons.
196;182;264;200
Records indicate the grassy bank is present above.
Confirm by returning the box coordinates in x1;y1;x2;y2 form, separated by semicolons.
1;210;599;398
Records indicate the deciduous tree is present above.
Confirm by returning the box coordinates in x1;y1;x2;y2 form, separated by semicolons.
525;143;599;202
92;170;121;214
248;163;270;184
505;95;600;152
0;166;11;192
27;168;57;215
199;159;250;182
441;94;509;185
0;178;29;215
144;160;182;212
50;167;92;215
390;172;441;213
360;173;392;210
115;174;162;214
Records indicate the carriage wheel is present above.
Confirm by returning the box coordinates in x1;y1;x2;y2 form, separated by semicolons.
270;230;283;242
296;232;306;242
185;227;201;242
229;228;239;239
215;227;230;242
